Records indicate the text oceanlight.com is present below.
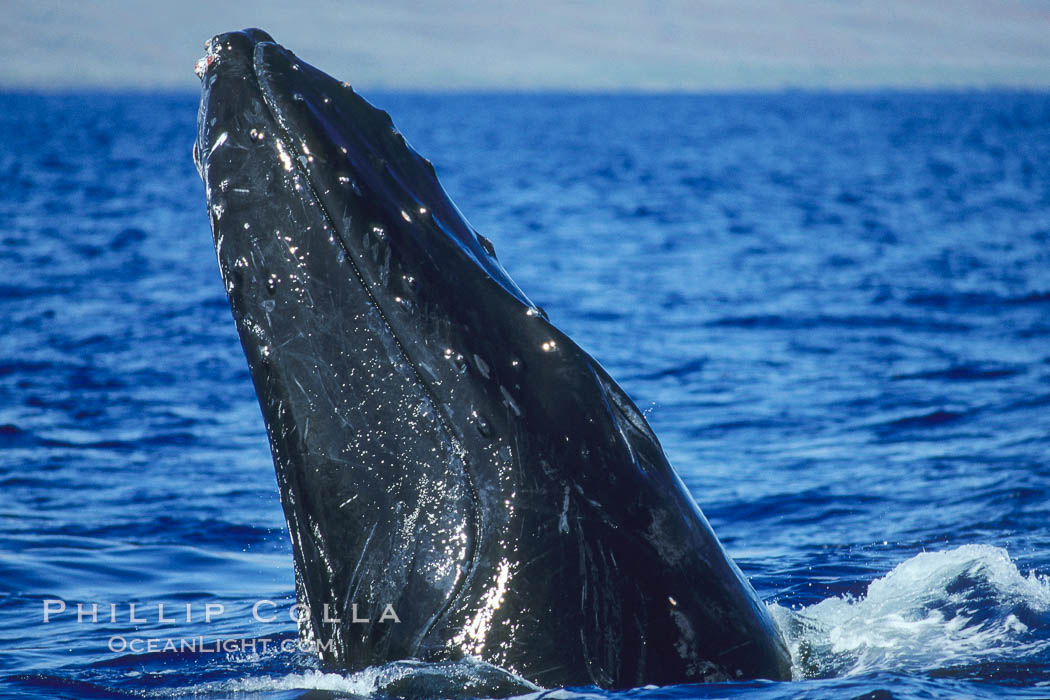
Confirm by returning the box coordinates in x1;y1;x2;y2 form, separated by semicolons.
107;636;337;654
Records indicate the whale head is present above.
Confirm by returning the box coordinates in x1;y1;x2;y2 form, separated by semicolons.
195;28;791;689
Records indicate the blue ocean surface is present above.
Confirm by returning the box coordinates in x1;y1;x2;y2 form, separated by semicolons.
2;90;1050;698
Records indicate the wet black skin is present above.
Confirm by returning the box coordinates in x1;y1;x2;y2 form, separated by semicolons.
194;29;791;689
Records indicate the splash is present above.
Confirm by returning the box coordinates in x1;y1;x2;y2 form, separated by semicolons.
205;657;540;698
770;545;1050;679
222;668;369;694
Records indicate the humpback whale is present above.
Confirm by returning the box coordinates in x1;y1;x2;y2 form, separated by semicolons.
194;29;791;689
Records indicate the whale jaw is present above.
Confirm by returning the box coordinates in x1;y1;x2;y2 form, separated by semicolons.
195;28;792;688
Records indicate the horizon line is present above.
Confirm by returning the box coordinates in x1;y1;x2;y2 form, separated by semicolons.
3;82;1049;97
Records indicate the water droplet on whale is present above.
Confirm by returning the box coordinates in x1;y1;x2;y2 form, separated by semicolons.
473;411;493;438
443;349;469;374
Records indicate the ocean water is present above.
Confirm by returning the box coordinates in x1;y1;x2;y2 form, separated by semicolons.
2;90;1050;698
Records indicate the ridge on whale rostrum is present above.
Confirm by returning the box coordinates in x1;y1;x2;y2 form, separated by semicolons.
194;28;792;689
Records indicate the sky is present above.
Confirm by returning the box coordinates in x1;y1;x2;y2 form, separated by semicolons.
3;0;1050;92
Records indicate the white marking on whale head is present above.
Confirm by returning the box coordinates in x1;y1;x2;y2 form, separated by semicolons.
209;131;228;155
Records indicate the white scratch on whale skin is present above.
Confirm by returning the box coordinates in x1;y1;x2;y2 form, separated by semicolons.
558;487;570;533
209;131;228;155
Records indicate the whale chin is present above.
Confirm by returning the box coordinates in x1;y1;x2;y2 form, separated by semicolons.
195;28;792;689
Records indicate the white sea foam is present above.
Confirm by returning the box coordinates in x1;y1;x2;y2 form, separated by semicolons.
219;667;386;694
186;656;540;698
770;544;1050;679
